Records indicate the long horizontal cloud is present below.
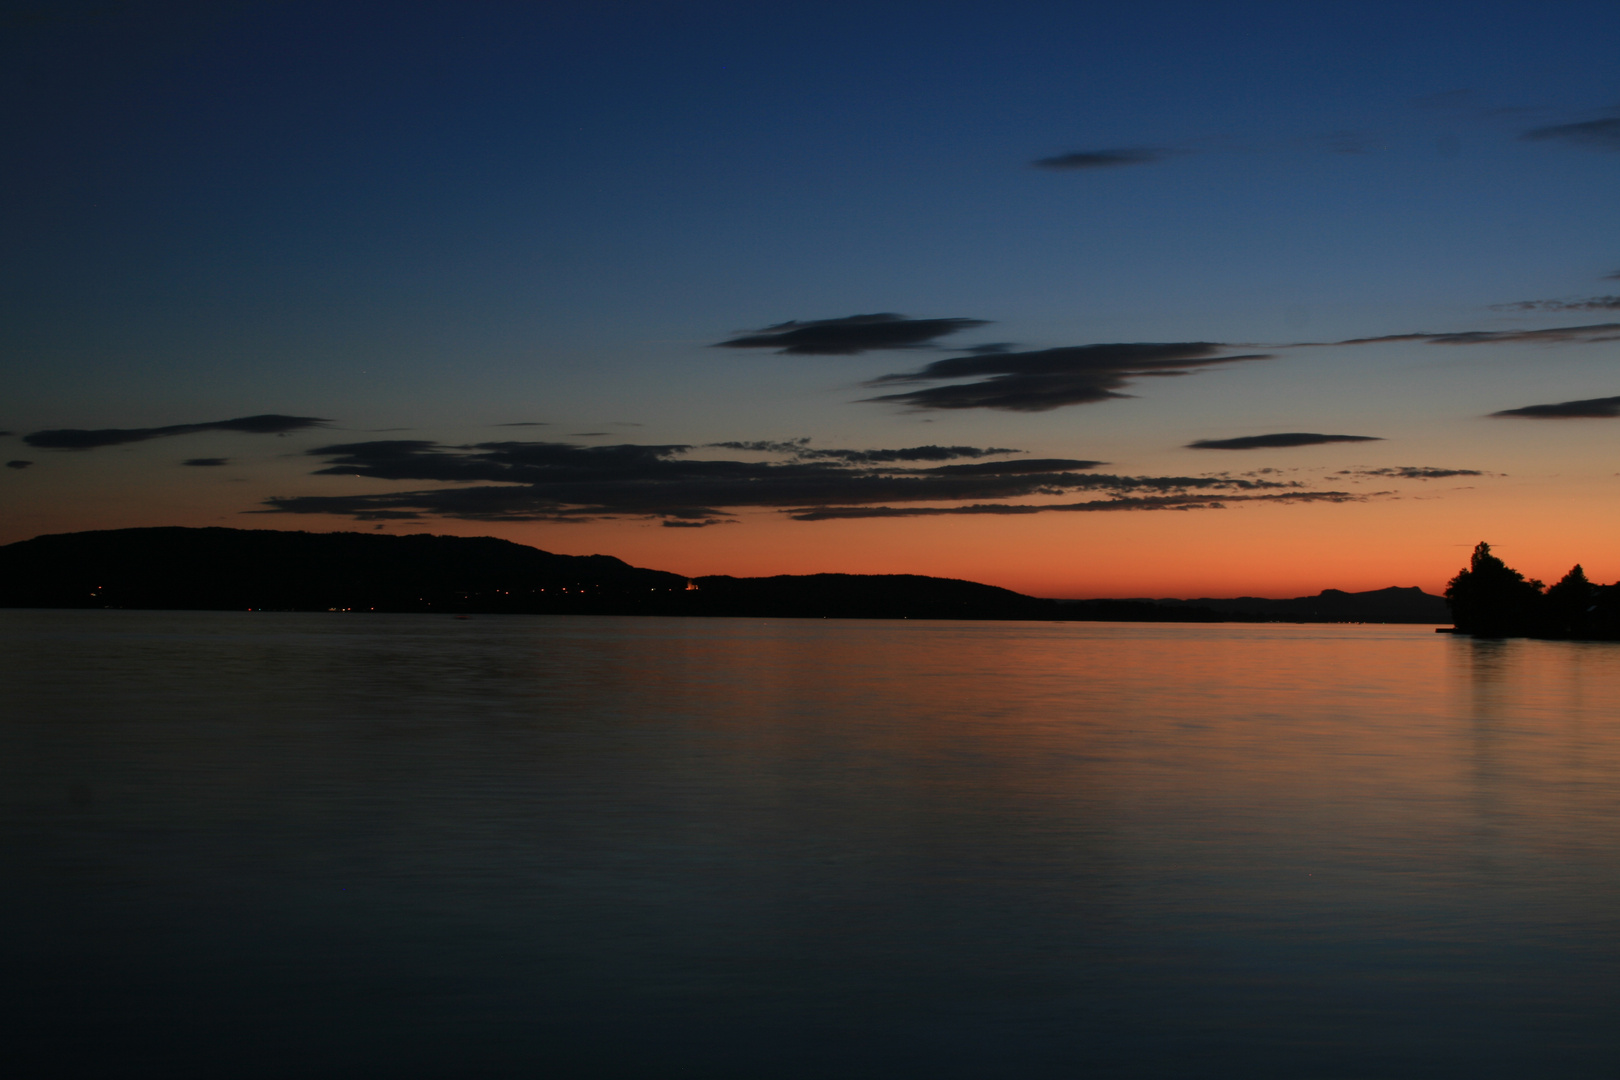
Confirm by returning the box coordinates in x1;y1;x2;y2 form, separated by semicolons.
715;313;988;354
24;414;328;450
862;343;1271;412
706;440;1023;462
788;491;1357;521
1491;395;1620;419
1522;116;1620;151
1490;296;1620;313
1187;433;1382;450
1337;466;1486;479
1324;322;1620;347
1033;148;1163;169
258;438;1323;524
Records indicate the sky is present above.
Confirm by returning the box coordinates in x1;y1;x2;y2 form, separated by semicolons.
2;0;1618;597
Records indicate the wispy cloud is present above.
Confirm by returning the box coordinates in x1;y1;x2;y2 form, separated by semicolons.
181;457;229;467
715;313;989;355
1489;296;1620;313
707;440;1026;463
5;460;31;470
787;491;1357;521
1031;127;1379;172
1522;115;1620;151
1319;323;1620;347
1336;466;1487;479
24;414;328;450
1187;433;1382;451
1032;148;1164;170
862;343;1271;412
1491;394;1620;419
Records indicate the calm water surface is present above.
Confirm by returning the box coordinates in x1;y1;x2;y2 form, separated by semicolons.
3;611;1619;1077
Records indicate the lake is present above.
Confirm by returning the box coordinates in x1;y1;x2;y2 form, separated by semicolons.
4;611;1619;1078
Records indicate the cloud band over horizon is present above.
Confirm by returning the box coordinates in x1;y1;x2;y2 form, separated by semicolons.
257;437;1337;524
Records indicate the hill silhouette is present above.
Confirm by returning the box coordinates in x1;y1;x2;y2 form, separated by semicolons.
1;527;1446;623
0;527;686;614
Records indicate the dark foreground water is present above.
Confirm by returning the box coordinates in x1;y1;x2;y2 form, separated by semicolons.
3;611;1620;1078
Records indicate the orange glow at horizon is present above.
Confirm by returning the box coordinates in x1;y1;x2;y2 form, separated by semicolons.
6;456;1618;600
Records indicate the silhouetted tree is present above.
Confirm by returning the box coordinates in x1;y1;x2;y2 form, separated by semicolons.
1590;582;1620;640
1544;564;1593;638
1445;542;1545;636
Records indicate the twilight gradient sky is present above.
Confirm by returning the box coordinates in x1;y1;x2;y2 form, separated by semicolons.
3;0;1618;596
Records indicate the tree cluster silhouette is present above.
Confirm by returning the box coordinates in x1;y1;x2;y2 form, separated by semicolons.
1446;542;1620;638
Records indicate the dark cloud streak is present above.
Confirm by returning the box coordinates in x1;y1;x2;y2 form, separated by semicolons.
706;440;1027;463
788;491;1358;521
1490;296;1620;313
24;414;329;450
1491;395;1620;419
1522;116;1620;151
1320;323;1620;347
716;313;989;355
1033;148;1163;170
864;343;1271;412
1337;466;1487;479
1188;433;1382;450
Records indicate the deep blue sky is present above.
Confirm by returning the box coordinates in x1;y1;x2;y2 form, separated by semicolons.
3;0;1618;593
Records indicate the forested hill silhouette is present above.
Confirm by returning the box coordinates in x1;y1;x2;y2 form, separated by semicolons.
0;527;686;613
0;527;1187;619
2;526;1442;622
1445;542;1620;639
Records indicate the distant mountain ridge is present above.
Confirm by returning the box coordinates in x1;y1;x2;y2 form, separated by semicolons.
0;527;1449;623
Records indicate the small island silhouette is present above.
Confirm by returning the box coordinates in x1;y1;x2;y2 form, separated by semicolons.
1444;542;1620;640
0;527;1456;624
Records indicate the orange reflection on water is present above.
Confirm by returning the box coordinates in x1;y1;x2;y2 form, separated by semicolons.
8;612;1620;1075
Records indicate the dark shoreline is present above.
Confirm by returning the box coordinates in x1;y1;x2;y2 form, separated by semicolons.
2;526;1450;625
